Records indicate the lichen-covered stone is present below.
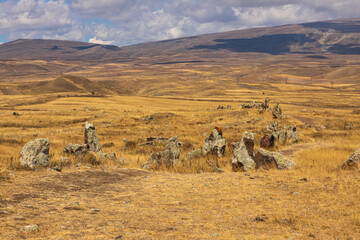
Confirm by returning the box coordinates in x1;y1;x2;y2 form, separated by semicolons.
142;136;181;170
83;122;102;153
19;138;49;169
63;143;88;157
272;103;283;119
255;148;296;170
203;127;226;157
231;132;256;171
341;148;360;170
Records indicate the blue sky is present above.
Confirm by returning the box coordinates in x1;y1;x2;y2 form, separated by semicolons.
0;0;359;46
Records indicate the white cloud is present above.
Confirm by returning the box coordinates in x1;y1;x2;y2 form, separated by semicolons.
88;36;114;45
0;0;359;46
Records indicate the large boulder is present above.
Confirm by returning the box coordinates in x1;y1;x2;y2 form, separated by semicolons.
232;132;256;171
255;148;296;170
272;103;283;119
19;138;50;169
341;148;360;170
203;127;226;157
83;122;102;153
142;136;181;170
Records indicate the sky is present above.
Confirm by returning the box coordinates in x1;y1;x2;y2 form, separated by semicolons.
0;0;359;46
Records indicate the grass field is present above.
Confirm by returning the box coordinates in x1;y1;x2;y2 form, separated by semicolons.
1;62;360;239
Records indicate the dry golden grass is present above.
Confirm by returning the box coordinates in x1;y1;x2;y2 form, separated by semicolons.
1;64;360;239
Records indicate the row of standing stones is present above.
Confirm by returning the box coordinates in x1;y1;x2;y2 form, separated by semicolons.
18;97;360;171
19;122;116;170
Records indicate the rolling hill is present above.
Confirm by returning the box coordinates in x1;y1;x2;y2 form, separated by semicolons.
1;18;360;96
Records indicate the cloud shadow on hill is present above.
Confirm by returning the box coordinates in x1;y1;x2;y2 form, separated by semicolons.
189;34;316;55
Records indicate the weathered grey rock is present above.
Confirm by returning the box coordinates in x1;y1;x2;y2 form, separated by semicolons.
19;138;50;169
260;134;275;148
255;148;296;170
142;136;181;170
341;148;360;170
83;122;102;153
63;143;88;157
273;125;298;145
142;152;161;170
143;115;154;121
161;136;181;168
217;105;225;110
184;148;202;168
286;126;299;143
260;97;270;112
232;132;256;171
186;148;202;160
266;121;278;132
203;127;226;157
344;122;355;130
21;224;39;233
272;103;283;119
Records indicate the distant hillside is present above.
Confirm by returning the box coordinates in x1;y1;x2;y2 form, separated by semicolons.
18;75;114;95
0;18;360;63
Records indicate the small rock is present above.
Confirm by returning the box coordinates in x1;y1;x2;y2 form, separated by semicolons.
91;208;100;212
299;178;308;181
344;122;355;130
14;215;25;220
53;166;62;172
20;224;39;233
13;112;20;116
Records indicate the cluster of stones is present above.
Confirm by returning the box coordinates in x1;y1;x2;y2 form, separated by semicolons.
142;136;181;170
217;105;231;110
260;121;298;148
231;132;296;171
19;122;116;170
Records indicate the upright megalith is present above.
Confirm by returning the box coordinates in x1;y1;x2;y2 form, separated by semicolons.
19;138;50;169
232;132;256;171
272;103;283;119
160;136;181;168
142;136;181;170
203;127;226;157
83;122;102;153
260;97;270;112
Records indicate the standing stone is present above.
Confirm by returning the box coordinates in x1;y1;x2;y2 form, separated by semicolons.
161;136;181;168
232;132;256;171
341;148;360;170
255;148;296;170
203;127;226;157
260;134;275;148
286;126;299;143
83;122;102;153
272;103;283;119
142;136;181;170
19;138;50;169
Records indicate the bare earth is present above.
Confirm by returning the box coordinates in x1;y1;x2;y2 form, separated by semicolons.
1;167;360;240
